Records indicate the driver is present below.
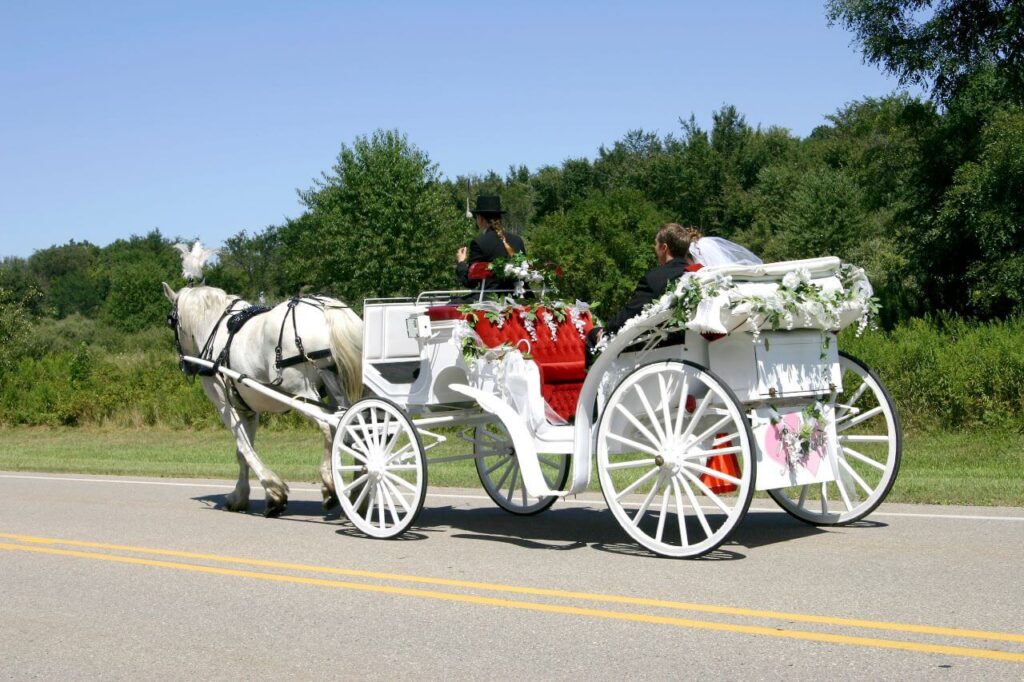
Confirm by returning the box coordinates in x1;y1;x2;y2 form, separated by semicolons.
455;195;526;290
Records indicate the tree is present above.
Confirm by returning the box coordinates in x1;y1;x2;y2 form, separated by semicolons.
291;130;466;304
828;0;1024;104
530;189;668;317
937;108;1024;316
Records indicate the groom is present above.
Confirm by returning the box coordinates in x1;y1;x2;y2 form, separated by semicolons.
587;223;701;355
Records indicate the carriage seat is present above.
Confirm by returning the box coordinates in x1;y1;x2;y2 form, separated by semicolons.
467;307;593;422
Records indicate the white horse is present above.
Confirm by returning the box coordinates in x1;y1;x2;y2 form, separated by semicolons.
162;281;363;516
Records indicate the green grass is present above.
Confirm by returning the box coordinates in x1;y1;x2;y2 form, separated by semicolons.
0;426;1021;507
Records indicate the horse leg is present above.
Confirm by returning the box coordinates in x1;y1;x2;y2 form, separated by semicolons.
205;378;289;517
318;422;340;511
225;447;251;512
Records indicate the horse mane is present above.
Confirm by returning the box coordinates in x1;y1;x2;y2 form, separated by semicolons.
177;285;239;335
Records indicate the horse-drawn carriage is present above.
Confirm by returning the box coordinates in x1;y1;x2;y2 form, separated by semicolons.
176;255;900;558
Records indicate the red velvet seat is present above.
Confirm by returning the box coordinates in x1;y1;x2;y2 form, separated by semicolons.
426;305;464;321
470;307;593;421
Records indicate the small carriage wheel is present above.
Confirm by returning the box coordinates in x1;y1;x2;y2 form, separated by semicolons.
596;360;756;558
474;422;570;516
768;352;901;526
331;397;427;539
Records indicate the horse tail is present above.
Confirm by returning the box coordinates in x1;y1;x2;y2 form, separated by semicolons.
323;302;363;405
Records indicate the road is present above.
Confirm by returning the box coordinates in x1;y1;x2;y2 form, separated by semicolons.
1;472;1022;680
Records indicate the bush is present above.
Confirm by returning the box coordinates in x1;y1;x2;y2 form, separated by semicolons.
841;316;1024;429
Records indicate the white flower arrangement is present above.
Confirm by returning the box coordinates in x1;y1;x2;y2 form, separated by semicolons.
769;402;828;473
595;262;879;351
541;310;558;341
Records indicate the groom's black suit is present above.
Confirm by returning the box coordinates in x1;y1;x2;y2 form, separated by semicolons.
603;257;692;334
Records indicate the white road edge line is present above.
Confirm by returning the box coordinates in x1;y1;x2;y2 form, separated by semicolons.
2;473;1023;522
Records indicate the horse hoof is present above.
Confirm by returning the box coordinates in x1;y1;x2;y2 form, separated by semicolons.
264;500;287;518
322;493;340;511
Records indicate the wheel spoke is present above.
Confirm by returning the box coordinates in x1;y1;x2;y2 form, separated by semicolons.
605;458;657;470
342;428;370;461
354;412;375;454
842;446;887;471
820;482;829;514
836;405;884;432
384;471;419;494
657;375;674;446
369;407;380;450
376;482;386;528
678;469;731;515
493;457;515;493
335;464;364;472
838;434;890;443
690;415;734;450
505;462;521;503
384;442;415;465
839;458;874;496
835;382;869;418
382;477;411;514
797;484;809;509
339;473;368;496
833;467;855;512
631;476;663;528
606;432;662;457
381;481;400;525
673;377;690;439
671;477;688;546
682;461;743;486
682;391;713;439
615;403;663;451
683;445;744;459
654;485;671;542
614;466;661;501
634;383;668;445
678;474;712;538
484;455;511;475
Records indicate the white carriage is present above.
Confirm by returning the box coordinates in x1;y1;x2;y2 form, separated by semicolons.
185;256;900;558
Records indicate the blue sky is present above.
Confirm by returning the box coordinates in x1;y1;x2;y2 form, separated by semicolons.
0;1;909;258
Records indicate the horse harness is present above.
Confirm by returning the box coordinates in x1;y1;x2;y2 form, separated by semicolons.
168;295;345;412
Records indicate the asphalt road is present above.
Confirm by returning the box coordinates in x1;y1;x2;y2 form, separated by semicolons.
1;472;1022;680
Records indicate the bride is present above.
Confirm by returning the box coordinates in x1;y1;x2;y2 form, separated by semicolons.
687;232;762;268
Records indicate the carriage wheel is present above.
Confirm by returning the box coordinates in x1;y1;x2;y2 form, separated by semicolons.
331;398;427;538
768;352;901;526
597;360;755;558
474;422;570;515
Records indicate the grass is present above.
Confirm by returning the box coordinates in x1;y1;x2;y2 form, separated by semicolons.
0;425;1021;507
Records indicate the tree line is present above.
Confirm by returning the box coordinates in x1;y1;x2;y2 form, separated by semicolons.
2;0;1022;339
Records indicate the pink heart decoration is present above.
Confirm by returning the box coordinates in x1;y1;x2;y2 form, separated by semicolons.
763;413;824;475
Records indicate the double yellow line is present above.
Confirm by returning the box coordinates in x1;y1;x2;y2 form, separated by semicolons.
2;531;1022;663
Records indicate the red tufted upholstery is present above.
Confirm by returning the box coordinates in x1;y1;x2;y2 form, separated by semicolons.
470;307;593;422
426;305;465;321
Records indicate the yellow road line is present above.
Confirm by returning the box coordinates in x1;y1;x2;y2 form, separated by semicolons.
1;541;1021;664
2;531;1022;645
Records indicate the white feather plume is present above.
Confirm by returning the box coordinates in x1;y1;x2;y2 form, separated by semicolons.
174;241;219;281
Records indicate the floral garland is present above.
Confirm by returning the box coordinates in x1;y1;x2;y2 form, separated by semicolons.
455;300;592;363
594;273;731;353
489;254;559;298
732;263;879;342
595;262;879;351
769;401;828;472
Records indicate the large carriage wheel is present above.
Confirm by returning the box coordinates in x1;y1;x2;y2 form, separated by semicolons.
768;352;901;525
596;360;756;558
474;422;570;515
331;398;427;538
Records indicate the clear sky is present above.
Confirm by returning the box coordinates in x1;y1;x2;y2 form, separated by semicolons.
0;1;908;258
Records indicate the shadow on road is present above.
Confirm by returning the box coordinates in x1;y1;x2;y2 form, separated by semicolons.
192;492;888;560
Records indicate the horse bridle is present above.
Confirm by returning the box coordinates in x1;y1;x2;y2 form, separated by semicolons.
167;295;245;378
